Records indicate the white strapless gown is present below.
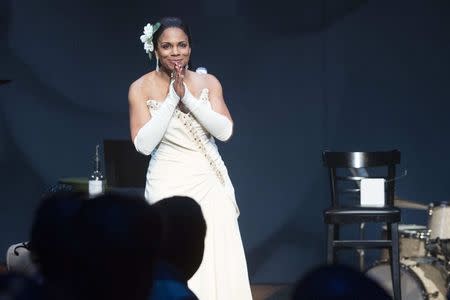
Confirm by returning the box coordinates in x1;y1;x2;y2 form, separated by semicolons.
144;88;252;300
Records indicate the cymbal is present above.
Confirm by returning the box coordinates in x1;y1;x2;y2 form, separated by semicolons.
394;197;428;210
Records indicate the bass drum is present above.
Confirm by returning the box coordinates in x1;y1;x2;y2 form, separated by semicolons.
366;258;448;300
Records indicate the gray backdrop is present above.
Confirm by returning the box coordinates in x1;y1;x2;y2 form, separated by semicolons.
1;0;450;283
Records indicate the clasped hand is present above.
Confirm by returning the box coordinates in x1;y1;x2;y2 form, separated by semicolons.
173;63;185;99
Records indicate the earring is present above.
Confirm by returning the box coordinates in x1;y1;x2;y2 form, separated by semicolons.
156;56;160;72
185;64;189;70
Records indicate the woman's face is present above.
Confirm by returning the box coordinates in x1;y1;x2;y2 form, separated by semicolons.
155;27;191;72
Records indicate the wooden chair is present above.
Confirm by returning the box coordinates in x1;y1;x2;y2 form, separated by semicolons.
323;150;401;300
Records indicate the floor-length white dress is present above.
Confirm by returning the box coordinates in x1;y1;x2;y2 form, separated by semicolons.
144;87;252;300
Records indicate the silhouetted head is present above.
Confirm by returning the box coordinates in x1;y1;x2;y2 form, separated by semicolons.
292;264;391;300
76;193;161;300
29;191;86;281
151;196;206;281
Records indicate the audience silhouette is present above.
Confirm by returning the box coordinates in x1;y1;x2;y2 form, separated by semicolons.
29;191;86;299
4;191;412;300
149;196;206;300
75;193;161;300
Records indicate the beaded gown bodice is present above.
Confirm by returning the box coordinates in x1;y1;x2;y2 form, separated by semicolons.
144;88;239;216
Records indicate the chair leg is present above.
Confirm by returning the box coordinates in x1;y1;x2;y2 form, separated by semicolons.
390;223;402;300
358;222;366;272
334;224;340;241
327;224;335;264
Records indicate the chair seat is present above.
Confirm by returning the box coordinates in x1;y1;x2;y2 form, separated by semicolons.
324;206;401;224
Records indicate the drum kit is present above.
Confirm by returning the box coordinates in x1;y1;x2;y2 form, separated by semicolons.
366;198;450;299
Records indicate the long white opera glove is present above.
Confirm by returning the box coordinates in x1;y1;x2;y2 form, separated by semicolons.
181;85;233;141
133;82;180;155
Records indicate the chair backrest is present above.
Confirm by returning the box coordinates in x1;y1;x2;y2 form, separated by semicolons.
103;139;150;188
322;150;401;207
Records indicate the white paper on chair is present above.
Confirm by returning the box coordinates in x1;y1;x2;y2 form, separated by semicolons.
360;178;385;207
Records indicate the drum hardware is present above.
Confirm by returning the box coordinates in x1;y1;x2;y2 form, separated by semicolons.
428;291;439;299
440;240;450;259
366;257;448;300
426;239;441;258
368;198;450;298
380;225;431;260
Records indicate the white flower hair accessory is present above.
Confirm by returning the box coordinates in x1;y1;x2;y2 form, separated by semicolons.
140;22;161;60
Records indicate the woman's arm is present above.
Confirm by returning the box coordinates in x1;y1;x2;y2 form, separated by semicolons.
128;79;180;155
181;74;234;141
205;74;233;124
129;79;151;142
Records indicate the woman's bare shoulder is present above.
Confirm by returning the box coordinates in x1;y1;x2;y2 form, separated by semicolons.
188;70;222;90
129;71;158;101
130;71;158;90
205;73;222;88
202;73;222;93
